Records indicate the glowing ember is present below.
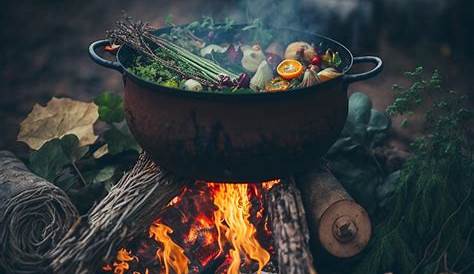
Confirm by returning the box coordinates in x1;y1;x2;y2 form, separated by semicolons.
210;183;271;274
102;181;276;273
149;221;190;274
262;179;280;190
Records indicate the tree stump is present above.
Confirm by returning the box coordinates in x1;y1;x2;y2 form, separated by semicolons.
0;151;78;274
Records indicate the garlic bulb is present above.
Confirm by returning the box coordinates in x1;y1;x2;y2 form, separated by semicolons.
284;42;317;63
200;44;229;57
183;79;203;92
299;65;321;88
241;45;266;72
250;61;273;91
317;68;342;83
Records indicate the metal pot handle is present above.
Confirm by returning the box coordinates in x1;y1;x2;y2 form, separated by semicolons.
343;56;383;84
88;39;123;73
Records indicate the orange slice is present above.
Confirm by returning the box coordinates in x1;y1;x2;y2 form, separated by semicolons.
277;59;304;80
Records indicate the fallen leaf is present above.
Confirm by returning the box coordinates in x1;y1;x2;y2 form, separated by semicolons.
18;97;99;150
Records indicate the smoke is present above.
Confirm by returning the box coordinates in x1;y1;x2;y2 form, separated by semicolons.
220;0;377;50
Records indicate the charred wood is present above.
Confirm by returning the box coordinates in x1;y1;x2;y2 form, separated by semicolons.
266;178;318;274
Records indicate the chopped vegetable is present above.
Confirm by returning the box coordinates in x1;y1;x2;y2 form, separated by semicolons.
311;55;322;66
250;61;273;91
299;65;321;88
200;44;228;57
162;79;179;88
183;79;203;92
321;49;342;68
277;59;304;80
265;78;290;92
119;17;344;93
284;42;316;63
317;68;342;82
241;45;266;72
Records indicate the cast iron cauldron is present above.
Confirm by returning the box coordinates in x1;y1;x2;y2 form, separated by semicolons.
89;25;382;182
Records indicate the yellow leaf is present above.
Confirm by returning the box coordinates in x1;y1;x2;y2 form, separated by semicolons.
17;97;99;150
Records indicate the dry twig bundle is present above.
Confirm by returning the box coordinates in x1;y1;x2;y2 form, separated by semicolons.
49;153;187;274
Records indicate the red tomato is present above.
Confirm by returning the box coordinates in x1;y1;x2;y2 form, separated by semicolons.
311;55;322;66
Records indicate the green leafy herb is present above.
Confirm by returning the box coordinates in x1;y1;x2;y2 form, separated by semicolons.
354;68;474;274
387;67;441;118
129;58;176;83
332;52;342;67
94;92;124;123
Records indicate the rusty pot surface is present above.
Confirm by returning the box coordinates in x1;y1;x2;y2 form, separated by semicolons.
89;26;382;182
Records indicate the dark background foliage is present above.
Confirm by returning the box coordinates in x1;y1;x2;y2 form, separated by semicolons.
1;0;473;152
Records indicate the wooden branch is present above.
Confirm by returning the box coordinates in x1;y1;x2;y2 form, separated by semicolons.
296;169;371;258
0;151;78;274
266;178;318;274
49;153;188;274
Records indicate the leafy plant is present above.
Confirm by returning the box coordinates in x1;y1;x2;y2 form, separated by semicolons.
387;67;441;127
354;68;474;274
326;92;391;215
20;93;140;214
95;92;125;123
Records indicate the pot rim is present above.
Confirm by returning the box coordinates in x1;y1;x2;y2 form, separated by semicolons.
89;24;383;100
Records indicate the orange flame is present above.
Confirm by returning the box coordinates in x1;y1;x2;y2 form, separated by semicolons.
262;179;280;190
102;248;137;274
210;183;271;274
149;221;190;274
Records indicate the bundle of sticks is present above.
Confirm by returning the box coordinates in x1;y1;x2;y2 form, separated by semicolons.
0;151;371;274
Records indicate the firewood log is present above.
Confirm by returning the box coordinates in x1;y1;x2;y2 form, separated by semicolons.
266;178;318;274
296;169;371;258
49;153;188;274
0;151;78;274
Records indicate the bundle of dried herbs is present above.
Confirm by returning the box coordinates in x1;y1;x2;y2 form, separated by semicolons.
108;17;241;89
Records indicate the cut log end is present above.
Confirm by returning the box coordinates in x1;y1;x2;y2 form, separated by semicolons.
297;169;372;258
318;200;371;258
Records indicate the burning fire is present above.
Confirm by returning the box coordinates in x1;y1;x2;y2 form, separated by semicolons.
102;248;139;274
103;180;279;274
210;183;270;274
149;221;190;274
